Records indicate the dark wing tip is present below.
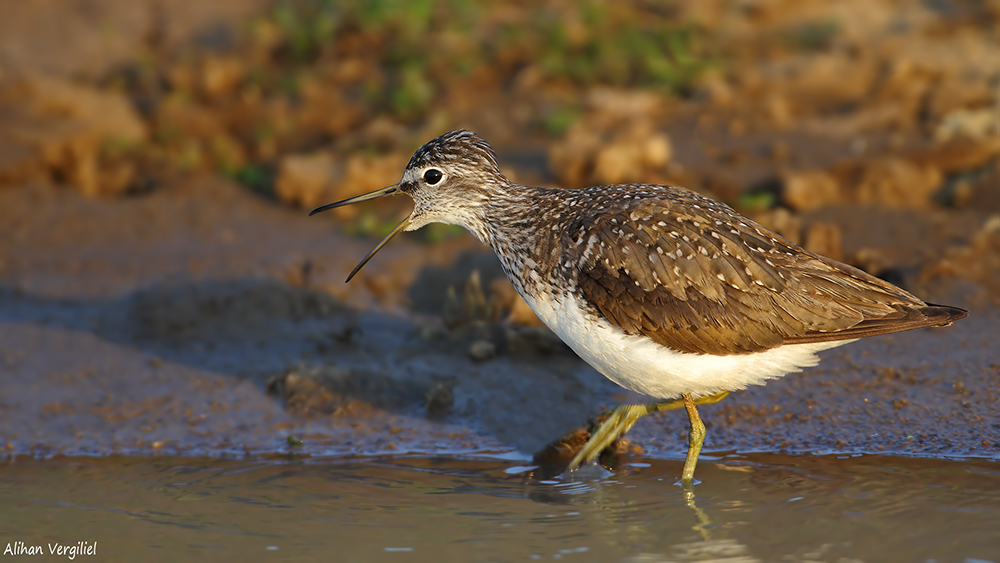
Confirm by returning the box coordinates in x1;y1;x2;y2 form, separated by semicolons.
921;303;969;326
786;302;969;345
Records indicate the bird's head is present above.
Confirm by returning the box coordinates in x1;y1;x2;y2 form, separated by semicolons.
310;130;507;282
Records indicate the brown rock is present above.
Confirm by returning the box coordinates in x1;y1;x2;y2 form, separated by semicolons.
274;152;340;212
548;88;672;187
489;278;544;327
751;207;802;245
550;119;672;187
852;158;942;207
275;149;407;213
340;152;408;199
763;94;793;128
803;221;844;262
871;59;935;109
691;71;735;107
960;168;1000;213
921;215;1000;299
266;372;341;418
548;124;600;188
0;124;50;185
25;73;146;143
155;98;226;140
935;109;999;142
696;171;742;203
748;53;878;113
199;55;246;100
425;382;454;418
853;247;893;280
0;72;145;195
585;88;663;120
926;71;995;120
298;76;368;138
780;169;841;211
906;138;1000;174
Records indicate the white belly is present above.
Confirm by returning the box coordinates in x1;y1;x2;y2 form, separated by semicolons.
522;290;849;399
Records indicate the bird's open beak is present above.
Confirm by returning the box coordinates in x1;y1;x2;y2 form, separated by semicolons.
309;184;410;283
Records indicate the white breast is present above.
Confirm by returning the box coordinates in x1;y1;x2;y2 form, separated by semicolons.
522;290;850;399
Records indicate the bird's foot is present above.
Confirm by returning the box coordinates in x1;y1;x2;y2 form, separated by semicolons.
562;391;730;477
566;404;650;472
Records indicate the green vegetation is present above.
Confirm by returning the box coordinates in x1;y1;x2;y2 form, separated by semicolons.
245;1;714;240
784;20;840;52
523;4;711;91
269;2;338;63
253;0;714;122
342;210;406;239
116;1;719;240
541;106;582;137
421;223;466;244
227;165;274;196
738;191;777;213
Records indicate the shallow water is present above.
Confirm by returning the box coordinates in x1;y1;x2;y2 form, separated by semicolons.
3;453;998;562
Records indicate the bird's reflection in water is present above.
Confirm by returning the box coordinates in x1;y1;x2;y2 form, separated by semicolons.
682;484;713;543
521;461;760;562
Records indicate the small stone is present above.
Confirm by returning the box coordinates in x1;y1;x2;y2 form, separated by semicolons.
274;152;340;211
853;158;941;208
417;319;448;341
691;71;734;107
803;222;843;262
468;339;496;362
425;382;454;418
547;103;671;188
780;169;841;211
641;133;672;169
926;72;995;120
935;108;999;142
763;94;792;128
752;207;802;245
769;140;790;163
489;278;544;326
199;55;246;100
906;138;1000;174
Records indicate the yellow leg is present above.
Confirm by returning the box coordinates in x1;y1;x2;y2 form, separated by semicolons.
566;391;729;475
566;403;648;471
681;393;705;482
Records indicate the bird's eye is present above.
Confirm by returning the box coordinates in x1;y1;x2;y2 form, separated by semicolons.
423;169;443;185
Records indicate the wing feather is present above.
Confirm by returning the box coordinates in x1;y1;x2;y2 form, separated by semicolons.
568;190;967;355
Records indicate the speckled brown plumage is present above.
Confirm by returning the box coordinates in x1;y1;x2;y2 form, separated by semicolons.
560;186;965;355
311;129;968;479
326;129;966;359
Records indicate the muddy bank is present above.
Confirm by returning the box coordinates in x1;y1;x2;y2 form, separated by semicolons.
1;176;997;463
0;0;998;465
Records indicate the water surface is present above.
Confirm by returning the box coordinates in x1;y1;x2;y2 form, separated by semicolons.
3;453;998;561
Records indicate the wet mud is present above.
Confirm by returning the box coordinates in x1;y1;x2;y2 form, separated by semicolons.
2;2;1000;558
1;178;997;464
0;5;999;560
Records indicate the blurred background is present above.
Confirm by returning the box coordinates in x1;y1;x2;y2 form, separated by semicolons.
1;0;998;459
3;2;1000;560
